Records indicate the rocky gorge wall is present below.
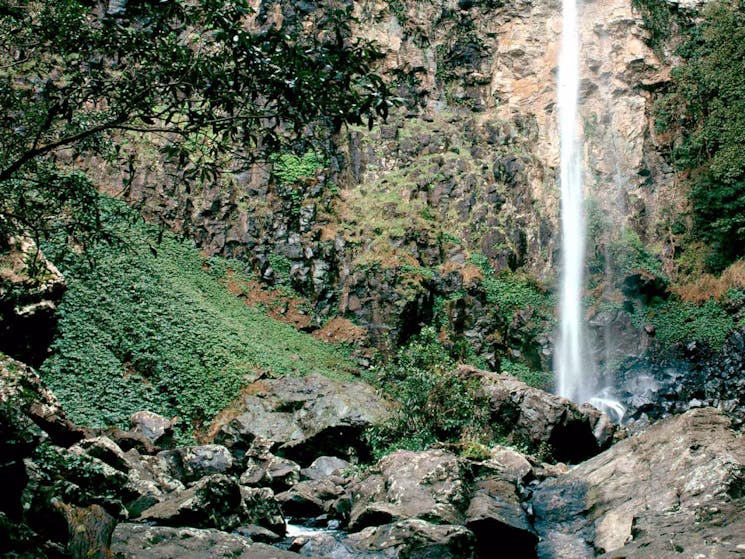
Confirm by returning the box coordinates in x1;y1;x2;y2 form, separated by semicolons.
98;0;698;365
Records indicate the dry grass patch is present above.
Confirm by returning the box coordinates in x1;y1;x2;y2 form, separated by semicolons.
673;260;745;303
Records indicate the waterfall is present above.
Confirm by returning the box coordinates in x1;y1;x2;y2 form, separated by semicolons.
555;0;590;403
554;0;625;422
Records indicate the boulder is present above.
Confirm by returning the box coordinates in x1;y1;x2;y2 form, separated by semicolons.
211;374;391;465
0;353;82;446
472;366;616;462
240;454;301;491
300;456;351;481
239;486;287;535
347;519;476;559
532;408;745;558
129;410;175;446
348;449;468;531
276;478;346;519
481;445;535;484
158;444;234;484
111;524;305;559
139;474;269;532
465;477;537;559
235;524;282;543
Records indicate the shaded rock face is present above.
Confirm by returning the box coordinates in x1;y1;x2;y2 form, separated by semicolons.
615;328;745;431
0;354;116;558
0;237;66;367
210;373;391;465
531;408;745;558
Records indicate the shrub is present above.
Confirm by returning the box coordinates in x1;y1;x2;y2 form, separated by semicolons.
365;326;491;458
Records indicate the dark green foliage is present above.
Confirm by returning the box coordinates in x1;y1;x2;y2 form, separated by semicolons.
656;1;745;269
272;152;325;186
631;0;676;53
635;296;735;350
0;0;393;249
365;326;491;458
39;199;356;440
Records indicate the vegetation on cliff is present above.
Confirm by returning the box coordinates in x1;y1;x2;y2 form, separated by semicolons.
655;0;745;270
0;0;392;252
40;200;356;440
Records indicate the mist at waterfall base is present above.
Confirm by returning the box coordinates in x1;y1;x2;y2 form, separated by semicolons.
554;0;625;422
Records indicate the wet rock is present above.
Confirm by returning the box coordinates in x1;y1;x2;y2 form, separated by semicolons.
112;524;304;559
532;408;745;558
348;449;468;531
211;374;391;465
616;328;745;429
235;524;282;543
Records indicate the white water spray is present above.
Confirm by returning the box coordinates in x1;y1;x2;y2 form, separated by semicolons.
556;0;590;403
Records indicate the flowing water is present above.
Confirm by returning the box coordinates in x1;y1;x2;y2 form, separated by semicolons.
556;0;589;404
555;0;626;420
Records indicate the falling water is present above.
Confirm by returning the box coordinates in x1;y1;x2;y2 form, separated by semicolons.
555;0;589;404
554;0;625;422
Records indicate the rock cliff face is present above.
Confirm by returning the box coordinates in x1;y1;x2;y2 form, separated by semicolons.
105;0;690;358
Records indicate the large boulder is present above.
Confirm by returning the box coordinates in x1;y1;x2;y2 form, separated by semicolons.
289;519;477;559
276;478;347;519
210;374;391;465
138;474;285;534
348;449;469;531
347;448;538;556
112;524;305;559
471;366;616;463
346;519;477;559
240;454;301;491
466;476;537;559
532;408;745;558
